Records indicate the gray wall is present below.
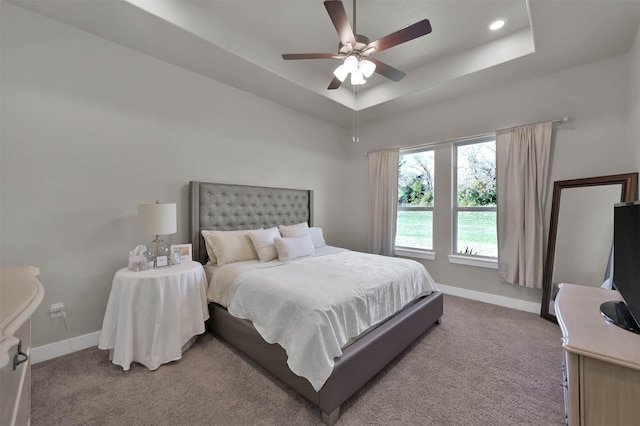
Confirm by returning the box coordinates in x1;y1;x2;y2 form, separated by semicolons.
0;3;351;347
343;53;637;306
2;2;639;348
630;24;640;169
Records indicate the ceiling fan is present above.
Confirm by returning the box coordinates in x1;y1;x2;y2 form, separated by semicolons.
282;0;432;90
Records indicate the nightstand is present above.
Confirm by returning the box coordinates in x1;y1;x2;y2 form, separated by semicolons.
98;261;209;370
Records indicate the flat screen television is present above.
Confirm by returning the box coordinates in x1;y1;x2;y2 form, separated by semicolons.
600;201;640;334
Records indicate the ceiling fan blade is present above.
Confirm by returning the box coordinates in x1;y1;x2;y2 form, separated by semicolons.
324;1;356;46
368;19;432;53
328;76;343;90
368;58;406;82
282;53;337;60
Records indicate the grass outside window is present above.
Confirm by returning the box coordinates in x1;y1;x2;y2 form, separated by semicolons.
456;211;497;257
395;210;432;250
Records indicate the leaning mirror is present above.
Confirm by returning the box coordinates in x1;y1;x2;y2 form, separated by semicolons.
541;173;638;322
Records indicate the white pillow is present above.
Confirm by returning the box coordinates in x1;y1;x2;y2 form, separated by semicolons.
202;230;258;266
309;227;327;248
248;227;280;262
201;230;227;264
279;222;309;238
279;222;315;249
274;236;315;262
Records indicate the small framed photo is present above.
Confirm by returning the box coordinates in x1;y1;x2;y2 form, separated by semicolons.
171;251;181;265
156;255;169;267
170;244;192;262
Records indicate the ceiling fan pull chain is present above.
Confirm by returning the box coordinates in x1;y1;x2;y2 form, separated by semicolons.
352;109;359;143
352;85;360;143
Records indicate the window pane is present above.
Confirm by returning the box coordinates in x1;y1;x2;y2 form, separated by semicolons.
456;211;497;257
396;210;433;250
455;139;497;258
456;141;496;207
397;149;434;251
399;151;434;208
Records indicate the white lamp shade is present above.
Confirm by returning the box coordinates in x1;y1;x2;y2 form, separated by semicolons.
351;69;366;85
138;202;177;235
343;55;359;73
333;64;348;82
359;59;376;78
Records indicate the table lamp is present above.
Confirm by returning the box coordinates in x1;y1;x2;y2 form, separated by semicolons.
138;201;177;268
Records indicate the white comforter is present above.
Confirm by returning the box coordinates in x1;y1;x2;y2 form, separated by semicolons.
212;248;438;391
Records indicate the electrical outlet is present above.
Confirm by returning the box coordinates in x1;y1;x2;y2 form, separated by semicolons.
50;303;65;318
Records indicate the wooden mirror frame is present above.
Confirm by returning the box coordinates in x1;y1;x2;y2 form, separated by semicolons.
541;172;639;322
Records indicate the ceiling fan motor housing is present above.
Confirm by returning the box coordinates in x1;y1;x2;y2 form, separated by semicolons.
339;34;372;57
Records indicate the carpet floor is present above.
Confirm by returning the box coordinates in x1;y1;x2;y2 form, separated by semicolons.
32;294;564;425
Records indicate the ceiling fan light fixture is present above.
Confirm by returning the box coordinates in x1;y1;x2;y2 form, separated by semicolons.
351;69;366;85
359;59;376;78
333;64;349;82
344;55;359;73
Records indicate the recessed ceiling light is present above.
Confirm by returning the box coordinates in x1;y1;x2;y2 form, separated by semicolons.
489;20;505;31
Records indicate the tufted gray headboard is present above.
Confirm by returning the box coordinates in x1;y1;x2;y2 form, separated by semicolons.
189;181;313;264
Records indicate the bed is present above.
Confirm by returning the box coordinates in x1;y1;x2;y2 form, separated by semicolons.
189;181;443;425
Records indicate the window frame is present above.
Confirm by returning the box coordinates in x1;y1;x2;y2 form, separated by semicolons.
452;135;498;261
395;146;435;256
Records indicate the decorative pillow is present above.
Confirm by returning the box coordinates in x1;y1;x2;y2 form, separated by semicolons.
274;235;315;262
201;229;259;265
201;230;222;264
248;227;280;262
279;222;310;238
309;227;327;248
279;222;315;249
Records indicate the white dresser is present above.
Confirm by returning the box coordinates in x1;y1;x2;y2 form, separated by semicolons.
0;266;45;426
555;283;640;426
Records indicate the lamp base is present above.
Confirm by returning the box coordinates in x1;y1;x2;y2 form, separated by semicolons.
148;236;171;268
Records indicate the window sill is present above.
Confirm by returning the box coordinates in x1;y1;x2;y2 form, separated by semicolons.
395;248;435;261
448;254;498;269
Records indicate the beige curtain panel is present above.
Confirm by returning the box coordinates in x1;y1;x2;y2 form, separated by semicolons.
496;122;553;288
368;148;400;256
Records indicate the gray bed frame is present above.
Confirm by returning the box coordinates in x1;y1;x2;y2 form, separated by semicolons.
189;181;443;425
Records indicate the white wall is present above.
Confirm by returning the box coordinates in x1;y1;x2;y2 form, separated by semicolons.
343;54;636;306
3;2;638;349
630;23;640;169
0;3;350;347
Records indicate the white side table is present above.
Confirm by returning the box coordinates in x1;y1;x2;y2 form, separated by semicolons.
98;261;209;370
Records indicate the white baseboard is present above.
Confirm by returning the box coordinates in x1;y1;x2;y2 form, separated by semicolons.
437;284;541;314
31;287;540;364
31;331;101;364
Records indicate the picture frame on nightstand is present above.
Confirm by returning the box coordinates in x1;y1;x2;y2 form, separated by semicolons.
170;244;192;262
155;255;169;267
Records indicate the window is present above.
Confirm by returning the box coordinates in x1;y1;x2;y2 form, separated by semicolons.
453;137;497;257
396;148;434;251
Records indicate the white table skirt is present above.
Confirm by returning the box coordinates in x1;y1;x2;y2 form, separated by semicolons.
98;261;209;371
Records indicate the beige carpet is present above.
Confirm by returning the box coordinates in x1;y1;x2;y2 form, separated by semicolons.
32;295;564;425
